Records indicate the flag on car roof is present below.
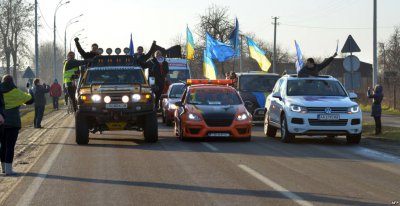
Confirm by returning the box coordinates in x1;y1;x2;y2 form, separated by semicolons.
246;36;271;72
129;33;134;56
206;32;234;62
186;26;195;60
229;18;240;57
203;50;217;80
295;40;304;73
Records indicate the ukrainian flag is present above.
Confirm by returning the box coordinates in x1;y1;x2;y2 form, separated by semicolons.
203;50;217;80
186;26;195;60
246;36;271;72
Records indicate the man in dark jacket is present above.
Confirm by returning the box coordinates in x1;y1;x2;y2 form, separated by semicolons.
74;37;99;60
298;52;337;77
32;78;50;128
149;50;169;110
63;51;92;112
1;75;33;175
133;46;147;68
368;85;384;135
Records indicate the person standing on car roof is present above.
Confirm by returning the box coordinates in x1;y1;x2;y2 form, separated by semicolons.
63;51;92;112
74;37;99;60
297;52;337;77
367;85;384;135
133;46;147;68
149;50;169;110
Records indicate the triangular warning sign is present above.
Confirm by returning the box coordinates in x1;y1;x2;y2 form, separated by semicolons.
341;35;361;53
22;66;35;79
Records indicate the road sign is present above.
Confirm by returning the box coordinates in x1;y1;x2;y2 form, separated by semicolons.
341;35;361;53
22;66;35;79
343;55;360;72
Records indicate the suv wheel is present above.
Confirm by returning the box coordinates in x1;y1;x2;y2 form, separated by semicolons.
143;112;158;143
281;115;295;143
76;114;89;145
264;113;277;137
346;133;361;144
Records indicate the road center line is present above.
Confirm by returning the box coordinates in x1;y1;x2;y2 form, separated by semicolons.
238;164;314;206
201;142;219;152
16;121;73;206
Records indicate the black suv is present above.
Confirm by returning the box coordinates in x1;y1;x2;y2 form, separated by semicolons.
75;55;158;144
236;72;280;123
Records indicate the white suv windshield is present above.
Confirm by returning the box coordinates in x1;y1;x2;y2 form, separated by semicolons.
287;79;347;96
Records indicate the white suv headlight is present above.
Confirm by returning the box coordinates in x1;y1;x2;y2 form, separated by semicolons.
290;105;307;113
91;94;101;103
132;94;141;102
348;105;360;114
236;113;249;121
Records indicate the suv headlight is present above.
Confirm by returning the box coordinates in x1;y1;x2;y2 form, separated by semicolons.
348;105;360;114
122;95;129;103
290;105;307;113
132;94;141;102
236;113;249;121
188;113;201;121
91;94;101;103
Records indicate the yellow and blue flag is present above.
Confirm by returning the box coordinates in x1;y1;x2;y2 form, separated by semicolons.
186;26;195;60
229;18;240;57
246;36;271;72
206;32;234;62
203;50;217;80
129;33;134;55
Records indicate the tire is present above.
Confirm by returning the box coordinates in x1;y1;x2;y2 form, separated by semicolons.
264;114;277;137
280;115;295;143
346;133;361;144
76;114;89;145
143;112;158;143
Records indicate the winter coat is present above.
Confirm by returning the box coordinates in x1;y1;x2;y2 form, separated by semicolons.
75;39;98;60
32;84;50;106
0;84;4;118
2;81;33;128
149;58;169;88
298;56;335;77
367;85;384;117
50;83;62;97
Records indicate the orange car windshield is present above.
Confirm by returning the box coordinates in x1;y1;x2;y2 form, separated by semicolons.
187;88;242;105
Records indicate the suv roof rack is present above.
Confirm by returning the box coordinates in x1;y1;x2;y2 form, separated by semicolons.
288;74;333;78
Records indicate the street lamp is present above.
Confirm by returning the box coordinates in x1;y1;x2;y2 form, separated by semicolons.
64;14;83;58
69;29;85;51
53;0;70;80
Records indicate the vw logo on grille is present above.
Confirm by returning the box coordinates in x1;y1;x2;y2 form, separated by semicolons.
325;107;332;114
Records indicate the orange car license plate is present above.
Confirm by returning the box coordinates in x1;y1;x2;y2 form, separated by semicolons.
208;132;230;137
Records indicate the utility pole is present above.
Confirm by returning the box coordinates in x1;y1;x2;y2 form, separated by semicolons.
35;0;39;78
373;0;378;86
272;17;279;74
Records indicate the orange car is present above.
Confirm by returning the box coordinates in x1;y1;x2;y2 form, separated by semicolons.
174;79;252;140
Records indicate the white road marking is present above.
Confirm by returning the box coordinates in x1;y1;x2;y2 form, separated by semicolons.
238;164;314;206
16;122;73;206
354;147;400;164
201;142;219;152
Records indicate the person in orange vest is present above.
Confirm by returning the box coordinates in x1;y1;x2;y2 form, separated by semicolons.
50;79;62;110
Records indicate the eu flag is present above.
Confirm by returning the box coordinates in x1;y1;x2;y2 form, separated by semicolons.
129;33;134;56
229;18;240;57
206;32;234;62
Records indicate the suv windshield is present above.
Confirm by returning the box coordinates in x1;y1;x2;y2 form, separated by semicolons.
169;84;185;98
287;79;347;96
85;68;145;84
167;70;189;83
187;88;242;105
239;75;279;92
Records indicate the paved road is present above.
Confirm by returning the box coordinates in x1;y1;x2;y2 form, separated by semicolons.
1;113;399;206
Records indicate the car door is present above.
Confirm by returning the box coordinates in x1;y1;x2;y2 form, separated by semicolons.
268;79;284;125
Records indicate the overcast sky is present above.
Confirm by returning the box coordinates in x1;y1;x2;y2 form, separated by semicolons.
36;0;400;64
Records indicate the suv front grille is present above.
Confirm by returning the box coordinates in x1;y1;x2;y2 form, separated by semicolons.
308;119;348;126
205;119;233;127
306;107;348;114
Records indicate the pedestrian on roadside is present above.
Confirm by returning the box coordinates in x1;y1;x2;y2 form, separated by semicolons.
0;80;5;173
50;79;62;110
367;85;384;135
32;78;50;128
1;75;33;175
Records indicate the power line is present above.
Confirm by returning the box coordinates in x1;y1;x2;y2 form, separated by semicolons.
38;4;53;30
280;23;394;30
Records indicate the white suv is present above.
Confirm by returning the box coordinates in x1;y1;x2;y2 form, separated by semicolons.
264;75;362;144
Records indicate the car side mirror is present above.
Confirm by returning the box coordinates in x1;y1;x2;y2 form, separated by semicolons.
149;77;155;86
272;92;282;100
349;92;358;99
175;101;183;107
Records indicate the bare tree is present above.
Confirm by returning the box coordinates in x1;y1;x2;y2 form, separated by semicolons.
39;41;64;84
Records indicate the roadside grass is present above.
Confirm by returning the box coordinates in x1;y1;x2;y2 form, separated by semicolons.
363;121;400;140
360;104;400;115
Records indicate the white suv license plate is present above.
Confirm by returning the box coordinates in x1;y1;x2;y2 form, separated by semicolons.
318;114;340;120
208;133;230;137
106;103;128;109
